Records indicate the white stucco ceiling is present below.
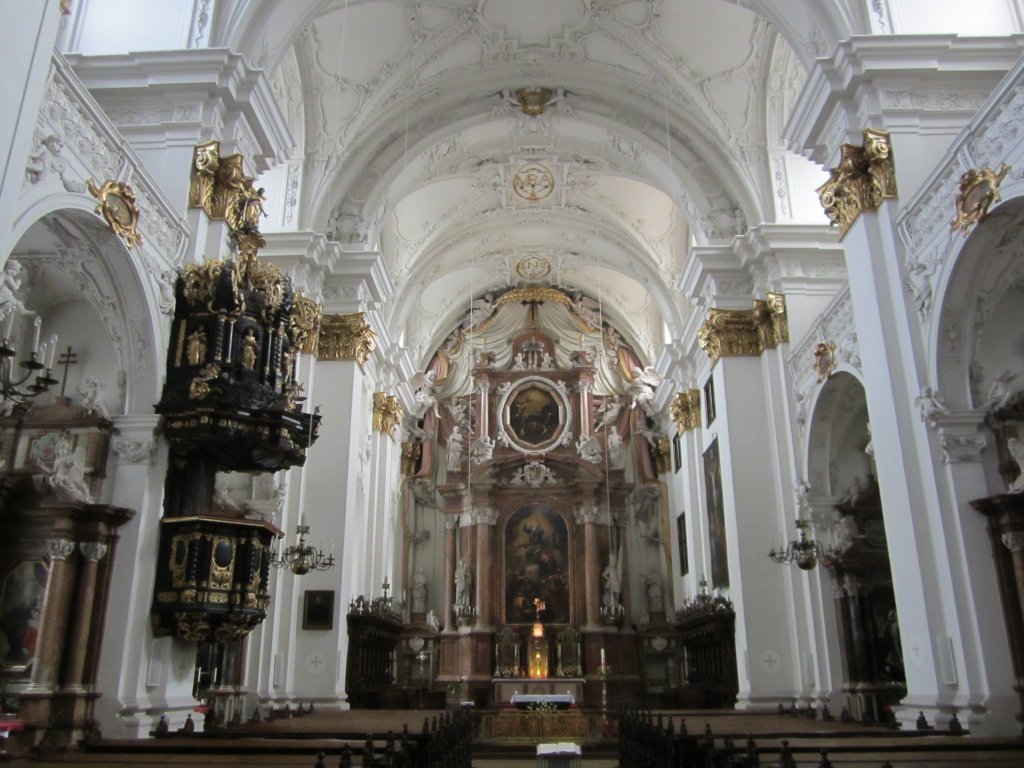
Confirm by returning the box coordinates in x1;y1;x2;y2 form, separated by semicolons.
259;0;814;366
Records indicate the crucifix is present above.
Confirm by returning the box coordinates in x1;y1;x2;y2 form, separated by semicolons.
56;346;78;397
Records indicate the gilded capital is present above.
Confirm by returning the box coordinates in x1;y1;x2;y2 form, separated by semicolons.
319;312;376;366
670;389;701;433
697;294;788;366
289;292;323;355
372;391;404;437
816;128;897;239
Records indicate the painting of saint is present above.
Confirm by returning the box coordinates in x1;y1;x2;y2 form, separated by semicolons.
0;560;49;670
507;385;561;446
504;505;570;624
703;439;729;588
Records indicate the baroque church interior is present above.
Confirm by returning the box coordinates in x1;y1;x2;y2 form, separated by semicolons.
3;0;1024;763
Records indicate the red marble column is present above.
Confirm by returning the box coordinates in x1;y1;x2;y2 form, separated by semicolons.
576;504;601;629
474;507;497;629
28;539;76;690
63;541;108;691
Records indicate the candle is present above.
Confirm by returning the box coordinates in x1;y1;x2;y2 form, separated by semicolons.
47;336;57;369
600;648;605;666
2;310;13;341
32;316;41;354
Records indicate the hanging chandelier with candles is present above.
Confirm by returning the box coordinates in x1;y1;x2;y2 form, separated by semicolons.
1;312;59;409
271;523;334;575
768;519;837;570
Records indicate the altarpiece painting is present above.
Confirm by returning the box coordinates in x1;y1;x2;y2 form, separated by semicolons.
504;505;570;624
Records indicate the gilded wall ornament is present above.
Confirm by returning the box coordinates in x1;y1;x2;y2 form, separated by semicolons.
513;163;555;201
87;178;143;248
373;392;404;437
319;312;376;367
813;342;837;383
670;389;701;433
697;294;789;366
816;128;897;239
516;86;552;116
187;141;265;237
950;163;1010;235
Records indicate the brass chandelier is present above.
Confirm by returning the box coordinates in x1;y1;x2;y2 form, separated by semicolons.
768;519;837;571
271;523;334;575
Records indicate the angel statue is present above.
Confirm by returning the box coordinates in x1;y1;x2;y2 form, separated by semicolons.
46;436;93;503
576;434;603;464
595;395;622;431
77;376;110;419
410;370;440;418
627;366;662;413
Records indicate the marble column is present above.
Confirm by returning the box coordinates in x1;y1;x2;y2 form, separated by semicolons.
63;542;108;692
443;511;460;633
473;507;498;630
29;539;76;690
574;504;602;629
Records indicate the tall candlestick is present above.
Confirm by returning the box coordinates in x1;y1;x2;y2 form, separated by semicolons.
600;648;605;666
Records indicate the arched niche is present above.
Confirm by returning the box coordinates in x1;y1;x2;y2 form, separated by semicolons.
806;371;873;498
5;208;162;416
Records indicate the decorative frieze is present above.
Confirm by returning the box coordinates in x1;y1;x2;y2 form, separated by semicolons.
816;128;897;239
111;437;155;464
372;392;403;437
670;389;701;433
697;293;788;366
318;312;376;366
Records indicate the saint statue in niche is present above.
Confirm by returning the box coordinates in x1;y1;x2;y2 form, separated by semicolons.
507;385;560;446
504;506;569;624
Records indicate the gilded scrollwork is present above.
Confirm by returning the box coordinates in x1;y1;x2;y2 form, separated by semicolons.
817;128;898;239
87;178;143;248
813;342;837;383
188;141;266;238
373;392;404;437
670;389;701;433
319;312;376;367
950;163;1010;235
697;294;788;366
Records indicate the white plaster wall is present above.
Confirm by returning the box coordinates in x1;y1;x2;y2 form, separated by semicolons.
68;0;194;54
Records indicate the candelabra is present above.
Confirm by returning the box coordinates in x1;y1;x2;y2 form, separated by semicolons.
270;523;334;575
600;602;624;626
0;316;58;409
768;519;837;571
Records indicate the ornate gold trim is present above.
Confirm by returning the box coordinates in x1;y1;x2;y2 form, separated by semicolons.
816;128;897;239
373;392;404;437
319;312;376;366
950;163;1010;236
813;342;837;383
289;292;323;355
516;87;552;116
494;285;572;310
87;178;142;248
670;389;701;433
696;294;789;366
188;141;266;237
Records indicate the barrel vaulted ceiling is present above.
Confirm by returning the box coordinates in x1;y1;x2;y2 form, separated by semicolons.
230;0;844;367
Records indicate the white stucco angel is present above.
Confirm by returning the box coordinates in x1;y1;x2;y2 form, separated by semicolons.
0;260;29;321
1007;437;1024;493
594;395;622;431
446;425;465;471
983;370;1020;412
627;365;662;413
916;386;947;426
471;435;495;465
576;433;603;464
410;370;440;418
607;426;624;468
77;376;110;419
46;436;93;503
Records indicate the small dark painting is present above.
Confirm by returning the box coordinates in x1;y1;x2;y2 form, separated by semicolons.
677;512;689;577
302;590;334;630
508;385;561;446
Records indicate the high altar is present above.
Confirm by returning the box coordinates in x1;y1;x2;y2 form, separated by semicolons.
396;285;681;710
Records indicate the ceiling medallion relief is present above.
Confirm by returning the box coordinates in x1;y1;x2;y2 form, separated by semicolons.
512;163;555;201
515;255;552;281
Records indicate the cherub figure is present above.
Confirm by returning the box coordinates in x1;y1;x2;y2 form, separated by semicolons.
0;260;28;319
627;366;662;413
410;370;440;418
46;436;93;503
77;376;110;419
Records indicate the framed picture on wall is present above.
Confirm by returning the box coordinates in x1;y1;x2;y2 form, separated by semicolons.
673;431;683;473
302;589;334;630
676;512;689;577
